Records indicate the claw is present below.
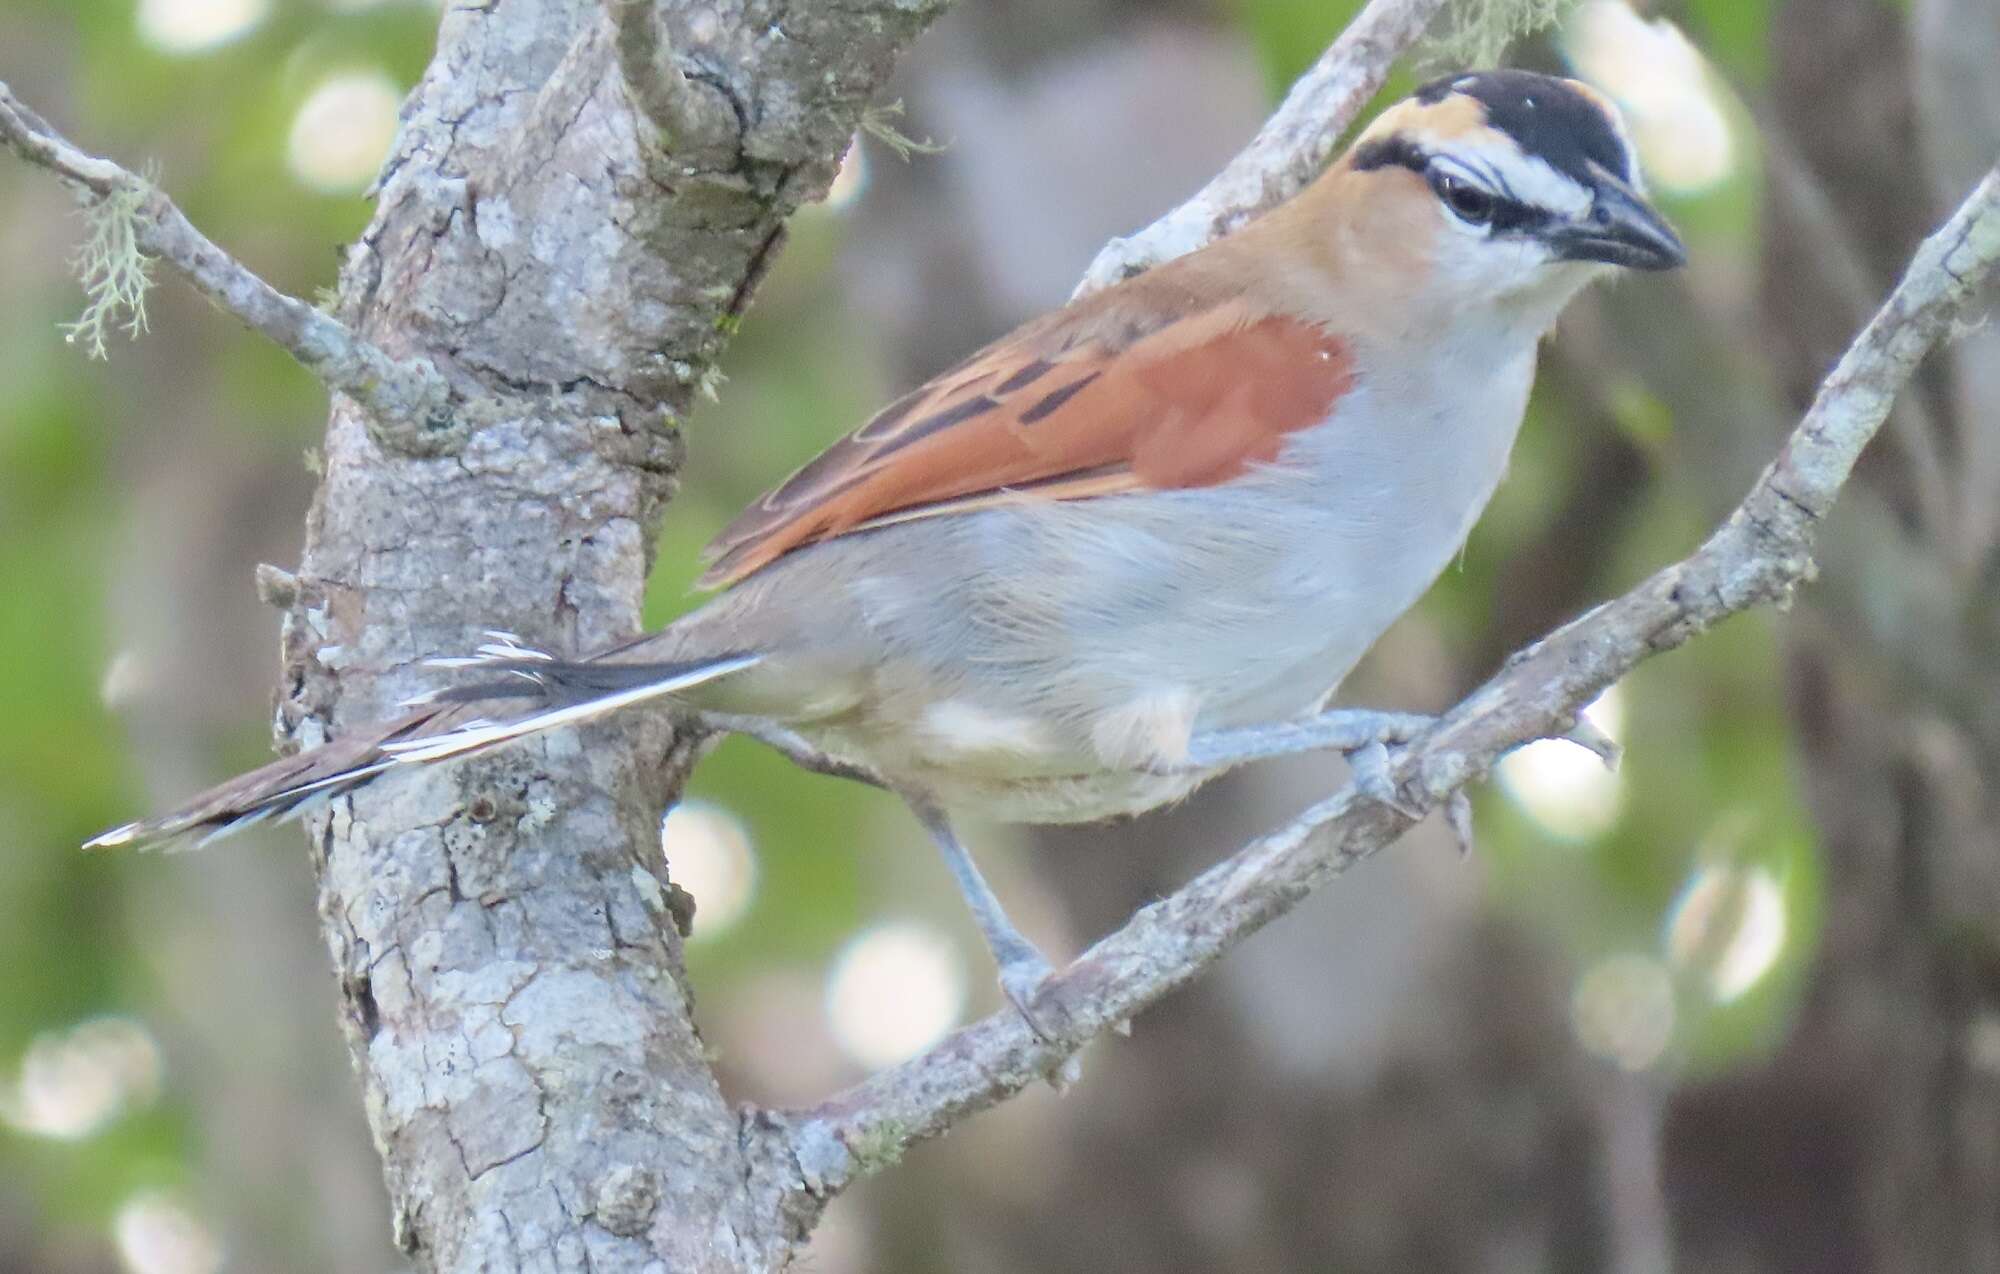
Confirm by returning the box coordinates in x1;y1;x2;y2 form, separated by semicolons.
1348;739;1423;819
997;951;1061;1042
999;955;1085;1090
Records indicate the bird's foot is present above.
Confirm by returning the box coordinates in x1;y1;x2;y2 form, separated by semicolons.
1178;709;1438;816
1344;737;1424;818
994;945;1062;1041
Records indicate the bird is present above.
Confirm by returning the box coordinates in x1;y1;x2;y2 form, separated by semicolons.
88;69;1684;1022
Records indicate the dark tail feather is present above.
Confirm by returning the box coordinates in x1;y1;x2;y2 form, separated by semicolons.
83;712;438;852
85;636;760;853
417;658;735;705
381;650;760;764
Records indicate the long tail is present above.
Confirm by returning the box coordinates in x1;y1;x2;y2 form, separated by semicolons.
85;633;759;853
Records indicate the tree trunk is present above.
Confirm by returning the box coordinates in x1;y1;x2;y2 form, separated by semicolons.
286;4;942;1267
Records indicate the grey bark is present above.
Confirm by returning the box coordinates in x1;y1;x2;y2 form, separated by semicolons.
284;3;945;1268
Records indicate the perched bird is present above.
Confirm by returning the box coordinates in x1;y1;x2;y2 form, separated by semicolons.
90;70;1683;1019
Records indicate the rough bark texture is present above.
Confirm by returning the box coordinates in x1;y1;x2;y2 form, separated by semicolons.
284;3;944;1268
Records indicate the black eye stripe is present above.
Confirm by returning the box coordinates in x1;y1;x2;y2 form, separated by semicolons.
1431;170;1550;234
1356;132;1561;236
1351;135;1428;175
1487;200;1552;234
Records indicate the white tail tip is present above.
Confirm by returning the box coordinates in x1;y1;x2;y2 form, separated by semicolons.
383;653;760;766
84;822;142;850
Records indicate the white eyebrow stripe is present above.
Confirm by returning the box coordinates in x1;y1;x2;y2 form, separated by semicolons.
1429;136;1595;219
1502;152;1594;216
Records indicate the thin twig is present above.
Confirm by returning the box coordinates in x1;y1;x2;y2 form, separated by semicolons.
777;166;2000;1194
0;79;448;430
1072;0;1452;294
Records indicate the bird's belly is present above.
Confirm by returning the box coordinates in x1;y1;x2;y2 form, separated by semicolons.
786;681;1221;822
915;765;1212;826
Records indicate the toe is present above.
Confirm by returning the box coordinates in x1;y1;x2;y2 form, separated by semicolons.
1347;739;1422;817
997;954;1059;1037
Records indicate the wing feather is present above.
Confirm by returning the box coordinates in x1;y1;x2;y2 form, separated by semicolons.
699;279;1353;588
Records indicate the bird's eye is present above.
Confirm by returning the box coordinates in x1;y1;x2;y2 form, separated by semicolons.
1431;171;1496;226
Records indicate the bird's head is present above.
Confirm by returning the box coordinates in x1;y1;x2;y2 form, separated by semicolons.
1324;70;1684;322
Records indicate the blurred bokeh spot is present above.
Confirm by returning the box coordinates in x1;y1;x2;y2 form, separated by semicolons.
135;0;268;55
1567;0;1735;195
662;801;760;942
1572;952;1675;1071
1496;685;1626;842
112;1191;221;1274
824;921;969;1069
1667;861;1788;1003
286;69;401;193
1;1019;160;1142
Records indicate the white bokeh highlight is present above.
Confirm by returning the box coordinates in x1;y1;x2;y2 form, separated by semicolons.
0;1017;162;1140
113;1192;223;1274
136;0;269;54
1666;863;1788;1002
661;801;758;941
100;648;153;709
1571;953;1676;1072
286;70;402;193
824;140;869;211
1496;685;1626;842
1568;0;1736;194
824;921;967;1069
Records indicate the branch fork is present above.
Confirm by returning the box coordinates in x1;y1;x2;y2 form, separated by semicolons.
607;0;742;170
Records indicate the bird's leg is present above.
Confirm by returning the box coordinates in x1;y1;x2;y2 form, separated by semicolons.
908;799;1058;1034
701;718;1063;1033
1174;710;1435;811
696;711;889;790
1179;709;1440;770
1177;707;1622;816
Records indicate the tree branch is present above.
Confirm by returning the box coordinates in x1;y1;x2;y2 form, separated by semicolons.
773;166;2000;1198
1073;0;1451;293
0;79;448;431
